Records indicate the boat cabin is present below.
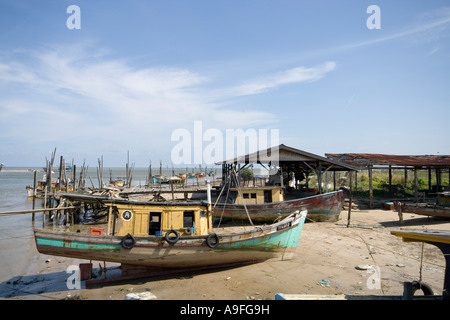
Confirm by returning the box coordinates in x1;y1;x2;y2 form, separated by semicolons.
103;200;213;238
230;186;284;205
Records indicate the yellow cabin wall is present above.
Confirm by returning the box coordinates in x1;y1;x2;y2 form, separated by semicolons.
110;203;211;237
232;187;284;205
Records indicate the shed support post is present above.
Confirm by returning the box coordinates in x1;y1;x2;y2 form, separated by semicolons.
333;171;336;191
404;167;408;189
317;162;322;194
414;167;418;203
346;171;353;228
389;165;392;188
428;168;432;192
368;165;373;209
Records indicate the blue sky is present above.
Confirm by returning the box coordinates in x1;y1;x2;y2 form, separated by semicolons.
0;1;449;167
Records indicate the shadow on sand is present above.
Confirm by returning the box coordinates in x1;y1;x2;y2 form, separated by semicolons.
379;216;450;228
0;270;77;299
0;262;253;299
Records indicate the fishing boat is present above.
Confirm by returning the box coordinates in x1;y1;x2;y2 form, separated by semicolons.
26;179;73;197
33;183;307;270
26;180;46;197
394;201;450;222
152;174;169;184
194;186;346;223
390;229;450;300
276;228;449;300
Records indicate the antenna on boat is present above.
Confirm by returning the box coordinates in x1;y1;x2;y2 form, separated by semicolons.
206;179;212;205
205;179;214;233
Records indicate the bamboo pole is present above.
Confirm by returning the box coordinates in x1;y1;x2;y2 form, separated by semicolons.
368;165;373;209
347;171;353;228
0;207;77;216
32;170;37;221
414;167;418;203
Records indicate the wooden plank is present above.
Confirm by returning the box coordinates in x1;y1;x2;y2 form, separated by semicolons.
0;207;77;216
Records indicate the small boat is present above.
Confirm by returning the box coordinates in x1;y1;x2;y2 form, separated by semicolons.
200;186;346;223
276;228;449;300
26;180;46;197
109;178;125;188
391;229;450;300
437;192;450;207
33;183;307;270
152;174;168;184
26;180;73;197
168;176;185;185
394;202;450;221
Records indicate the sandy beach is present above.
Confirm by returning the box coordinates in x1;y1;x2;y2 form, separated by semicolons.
1;204;448;301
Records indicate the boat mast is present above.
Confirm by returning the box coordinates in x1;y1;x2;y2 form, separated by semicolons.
206;179;213;233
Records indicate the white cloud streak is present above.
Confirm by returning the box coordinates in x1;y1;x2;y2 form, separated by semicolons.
232;62;337;96
0;44;336;163
337;7;450;51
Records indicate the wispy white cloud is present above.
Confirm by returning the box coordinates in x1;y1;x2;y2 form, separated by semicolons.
231;61;337;96
0;44;337;164
337;7;450;51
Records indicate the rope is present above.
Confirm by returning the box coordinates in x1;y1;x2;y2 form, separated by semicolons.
358;234;385;295
419;241;425;282
329;226;445;269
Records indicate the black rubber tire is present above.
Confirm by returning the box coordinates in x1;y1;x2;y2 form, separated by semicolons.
164;229;180;244
206;233;220;248
121;233;136;249
411;281;434;296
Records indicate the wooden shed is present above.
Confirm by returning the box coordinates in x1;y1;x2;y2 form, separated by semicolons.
325;153;450;207
216;144;358;194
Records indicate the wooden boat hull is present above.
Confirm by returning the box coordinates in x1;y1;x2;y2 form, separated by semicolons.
213;189;346;223
391;229;450;300
395;202;450;219
34;211;307;268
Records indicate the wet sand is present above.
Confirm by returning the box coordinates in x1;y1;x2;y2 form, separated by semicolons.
1;207;449;300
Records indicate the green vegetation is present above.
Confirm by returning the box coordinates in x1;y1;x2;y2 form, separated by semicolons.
239;168;254;181
310;169;449;199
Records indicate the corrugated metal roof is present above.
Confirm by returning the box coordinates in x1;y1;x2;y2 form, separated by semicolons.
216;144;359;171
325;153;450;167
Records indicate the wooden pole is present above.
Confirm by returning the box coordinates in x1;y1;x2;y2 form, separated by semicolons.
414;167;418;203
428;168;432;192
32;170;37;221
388;165;392;188
347;171;353;228
404;167;408;189
107;205;112;235
368;165;373;209
333;171;336;191
73;164;77;192
58;156;63;192
317;162;322;194
0;207;77;216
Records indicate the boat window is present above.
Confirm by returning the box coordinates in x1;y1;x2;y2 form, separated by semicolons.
149;212;161;235
243;193;249;199
183;211;195;227
251;193;256;199
264;190;273;203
